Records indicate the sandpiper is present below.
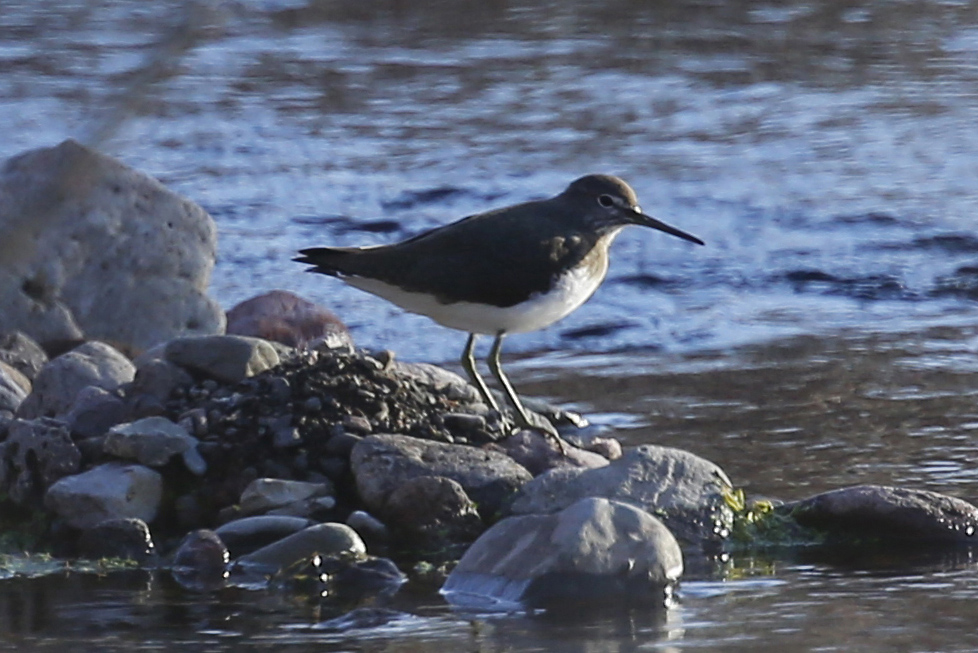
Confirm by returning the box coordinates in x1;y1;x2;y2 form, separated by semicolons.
295;174;703;438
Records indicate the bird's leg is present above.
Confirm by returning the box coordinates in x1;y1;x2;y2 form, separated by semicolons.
460;333;501;412
487;333;566;453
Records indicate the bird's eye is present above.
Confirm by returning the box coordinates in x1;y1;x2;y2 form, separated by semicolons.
597;194;615;208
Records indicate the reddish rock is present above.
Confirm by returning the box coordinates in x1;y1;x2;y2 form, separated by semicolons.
226;290;353;349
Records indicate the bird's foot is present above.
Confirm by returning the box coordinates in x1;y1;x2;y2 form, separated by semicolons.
510;413;568;456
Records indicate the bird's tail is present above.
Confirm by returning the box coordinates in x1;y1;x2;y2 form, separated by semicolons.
294;246;362;277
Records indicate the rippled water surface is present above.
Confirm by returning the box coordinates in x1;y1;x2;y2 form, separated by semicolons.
3;0;978;650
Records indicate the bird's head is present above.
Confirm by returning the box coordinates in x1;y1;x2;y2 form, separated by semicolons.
561;174;704;245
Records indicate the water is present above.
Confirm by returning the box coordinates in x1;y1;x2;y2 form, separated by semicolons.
3;0;978;649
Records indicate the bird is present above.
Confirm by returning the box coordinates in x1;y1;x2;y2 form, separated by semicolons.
295;174;703;441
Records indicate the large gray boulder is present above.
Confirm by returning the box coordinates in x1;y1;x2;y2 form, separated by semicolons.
351;434;532;520
0;139;223;350
442;497;682;608
508;444;733;549
17;341;135;418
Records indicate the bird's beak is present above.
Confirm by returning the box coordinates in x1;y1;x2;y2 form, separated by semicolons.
629;208;705;246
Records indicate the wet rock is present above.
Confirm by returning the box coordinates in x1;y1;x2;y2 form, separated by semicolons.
777;484;978;544
239;478;334;516
0;331;47;381
346;510;389;545
0;417;81;506
508;444;733;549
64;385;130;438
17;341;135;419
77;517;156;562
351;434;532;520
215;515;315;558
165;335;282;384
443;497;683;608
0;361;29;412
44;462;163;529
234;523;366;573
0;139;223;350
384;475;484;545
226;290;354;349
172;529;230;591
492;429;608;476
313;607;407;633
104;416;205;474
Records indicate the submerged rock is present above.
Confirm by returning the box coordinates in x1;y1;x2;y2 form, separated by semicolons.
442;497;682;608
508;444;733;549
0;139;223;350
777;484;978;545
171;529;230;591
78;517;156;562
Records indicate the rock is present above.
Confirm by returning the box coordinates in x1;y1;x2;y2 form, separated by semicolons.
492;429;608;476
389;361;482;404
0;361;29;412
508;444;733;549
171;529;230;591
130;358;194;405
384;475;484;545
0;331;47;380
238;478;334;516
17;341;135;418
563;431;623;461
0;140;224;350
215;515;316;558
234;523;366;573
442;497;683;608
104;416;205;473
346;510;389;545
64;385;130;438
0;417;81;506
778;484;978;544
164;335;282;384
350;434;532;519
44;462;163;529
226;290;354;349
77;518;156;562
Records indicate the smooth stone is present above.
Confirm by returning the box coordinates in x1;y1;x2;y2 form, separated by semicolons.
44;462;163;530
508;444;734;548
64;385;130;438
350;434;532;519
0;360;29;412
239;478;334;516
77;517;156;562
778;484;978;544
442;497;683;608
215;515;316;557
346;510;389;545
104;416;203;472
384;475;484;545
0;331;47;380
225;290;354;349
165;335;281;384
264;495;337;520
0;140;224;350
234;523;366;573
0;417;81;506
17;341;135;419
